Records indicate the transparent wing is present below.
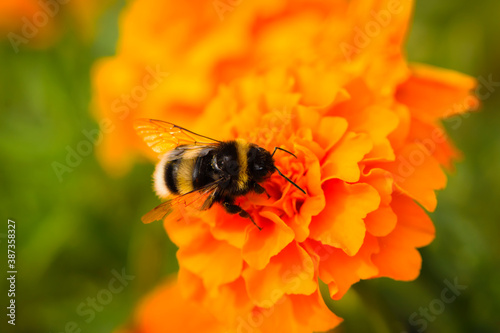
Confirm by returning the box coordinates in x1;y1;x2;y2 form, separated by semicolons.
141;200;174;224
162;144;215;162
134;118;220;154
141;179;221;224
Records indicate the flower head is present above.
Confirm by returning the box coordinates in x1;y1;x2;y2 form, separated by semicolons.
98;0;479;332
1;0;114;50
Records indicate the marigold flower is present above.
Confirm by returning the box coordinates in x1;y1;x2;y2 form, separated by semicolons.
119;276;340;333
0;0;57;49
1;0;114;50
98;0;479;332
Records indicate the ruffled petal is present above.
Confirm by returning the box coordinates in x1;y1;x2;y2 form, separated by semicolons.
242;211;295;270
132;278;223;333
321;132;373;183
372;194;435;280
309;180;380;256
177;233;243;290
289;292;344;332
310;235;379;300
361;168;397;236
243;242;317;306
384;144;447;211
396;64;479;123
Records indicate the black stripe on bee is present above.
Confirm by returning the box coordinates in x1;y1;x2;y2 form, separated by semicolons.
192;151;216;189
165;159;181;195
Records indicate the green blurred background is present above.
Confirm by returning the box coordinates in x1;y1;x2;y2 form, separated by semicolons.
1;0;499;332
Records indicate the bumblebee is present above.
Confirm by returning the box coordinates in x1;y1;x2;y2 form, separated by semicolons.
134;119;306;230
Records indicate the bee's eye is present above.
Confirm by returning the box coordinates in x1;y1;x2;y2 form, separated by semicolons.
253;164;269;179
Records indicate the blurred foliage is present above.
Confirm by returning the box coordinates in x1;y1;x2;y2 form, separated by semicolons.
0;0;499;332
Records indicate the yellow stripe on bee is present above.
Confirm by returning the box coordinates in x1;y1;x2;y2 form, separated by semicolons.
176;149;199;194
153;152;172;199
235;138;249;190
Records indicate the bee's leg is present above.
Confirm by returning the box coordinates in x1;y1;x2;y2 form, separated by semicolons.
253;183;270;199
222;201;262;230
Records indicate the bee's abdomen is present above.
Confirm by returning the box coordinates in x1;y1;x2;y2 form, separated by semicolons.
153;148;190;198
154;147;216;199
165;159;181;195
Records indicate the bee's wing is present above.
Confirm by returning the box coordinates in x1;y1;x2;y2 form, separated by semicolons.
141;200;174;224
134;118;220;154
141;179;221;224
162;144;215;162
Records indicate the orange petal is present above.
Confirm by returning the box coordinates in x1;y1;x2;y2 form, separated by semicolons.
310;235;379;300
360;168;397;236
133;277;222;333
408;117;461;170
361;106;399;162
390;193;436;247
204;277;255;324
383;143;447;211
177;267;205;302
177;233;243;290
396;63;479;123
362;167;397;237
372;194;435;280
348;0;414;50
92;57;154;176
289;292;343;331
209;205;250;249
178;269;255;324
315;116;349;152
361;167;394;205
387;103;411;151
242;242;317;306
163;215;210;248
331;79;399;161
309;180;380;256
287;148;325;242
322;132;373;183
243;293;342;333
242;210;295;270
364;205;397;237
295;64;346;108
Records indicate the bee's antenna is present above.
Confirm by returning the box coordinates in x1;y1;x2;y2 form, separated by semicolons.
274;167;306;194
271;146;306;194
271;147;297;158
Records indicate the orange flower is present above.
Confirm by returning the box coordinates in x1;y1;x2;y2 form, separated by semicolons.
91;0;371;175
119;276;340;333
95;0;479;332
0;0;57;49
1;0;114;51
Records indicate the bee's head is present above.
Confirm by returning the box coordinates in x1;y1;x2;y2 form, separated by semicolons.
249;145;307;194
247;145;275;182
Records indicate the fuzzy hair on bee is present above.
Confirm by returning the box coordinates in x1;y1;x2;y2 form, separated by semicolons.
134;119;306;230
